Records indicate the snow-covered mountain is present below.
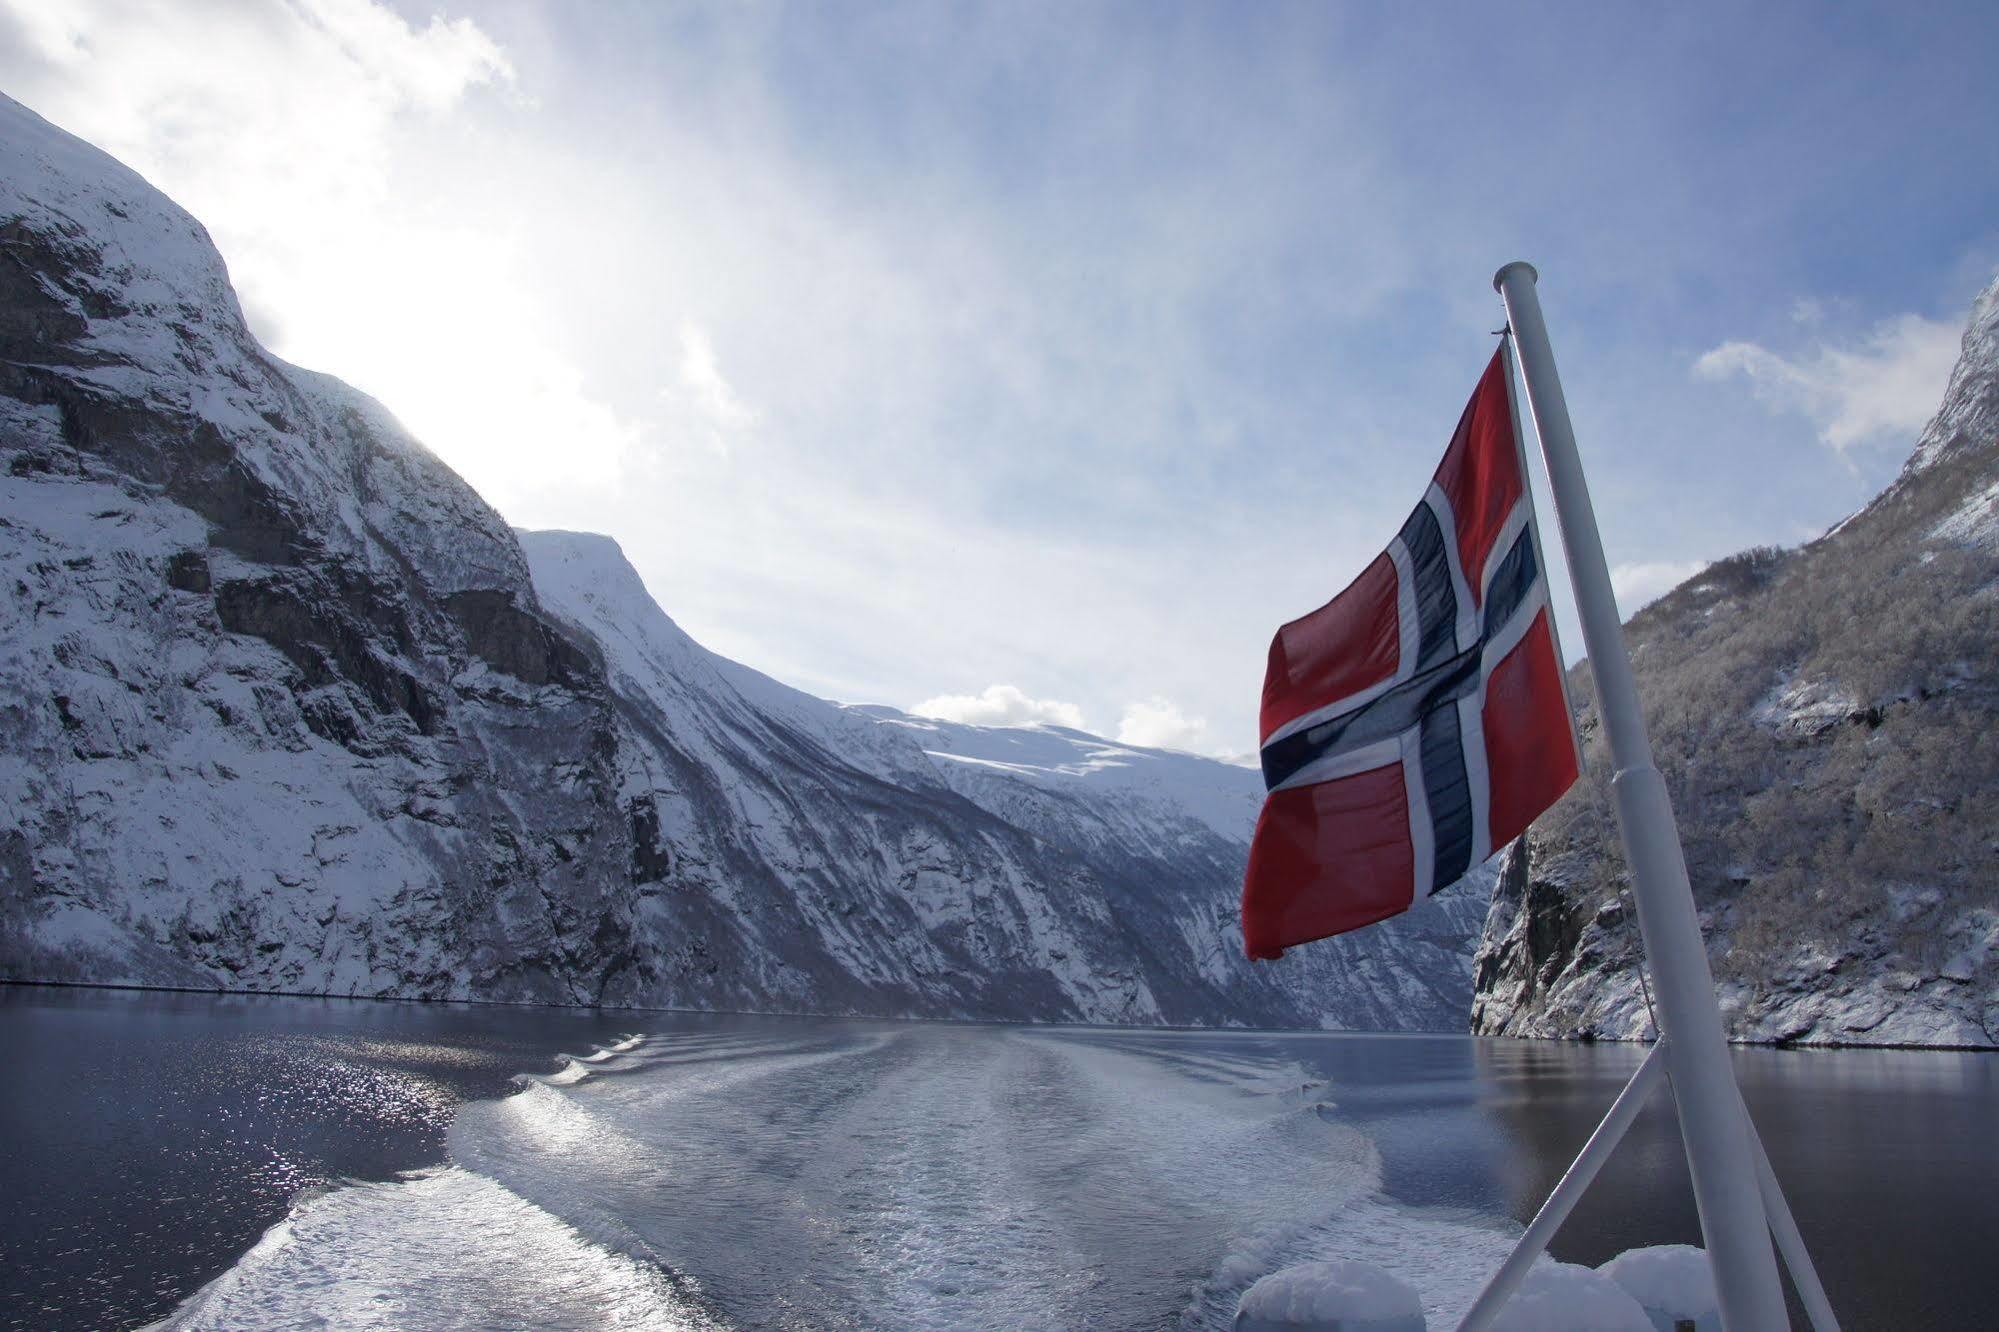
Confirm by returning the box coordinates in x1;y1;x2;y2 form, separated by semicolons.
1472;276;1999;1047
0;94;1483;1028
517;527;1487;1027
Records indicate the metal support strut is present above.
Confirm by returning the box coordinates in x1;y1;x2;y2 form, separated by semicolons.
1456;1042;1671;1332
1492;261;1794;1331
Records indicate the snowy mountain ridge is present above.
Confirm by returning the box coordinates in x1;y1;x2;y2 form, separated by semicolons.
0;94;1485;1029
872;709;1264;844
517;527;1487;1027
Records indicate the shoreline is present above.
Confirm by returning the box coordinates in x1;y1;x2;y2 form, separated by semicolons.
5;973;1991;1052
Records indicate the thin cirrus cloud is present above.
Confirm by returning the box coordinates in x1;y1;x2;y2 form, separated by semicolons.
1693;312;1962;454
2;1;1994;762
0;0;1354;766
661;322;758;456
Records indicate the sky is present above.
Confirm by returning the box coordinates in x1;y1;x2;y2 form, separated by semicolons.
2;1;1994;761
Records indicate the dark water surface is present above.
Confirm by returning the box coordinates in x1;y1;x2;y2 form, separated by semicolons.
1;985;1993;1330
0;986;643;1330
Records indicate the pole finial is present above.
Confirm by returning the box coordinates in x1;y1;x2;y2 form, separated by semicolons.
1493;260;1539;294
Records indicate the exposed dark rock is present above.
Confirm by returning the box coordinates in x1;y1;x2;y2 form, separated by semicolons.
165;548;210;593
445;588;593;688
213;574;438;736
628;797;672;883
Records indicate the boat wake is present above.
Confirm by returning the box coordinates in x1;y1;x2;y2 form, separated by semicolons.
150;1024;1517;1330
142;1167;718;1332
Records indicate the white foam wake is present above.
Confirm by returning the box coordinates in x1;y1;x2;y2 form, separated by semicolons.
1027;1031;1520;1327
540;1061;594;1086
147;1023;1525;1330
144;1167;718;1332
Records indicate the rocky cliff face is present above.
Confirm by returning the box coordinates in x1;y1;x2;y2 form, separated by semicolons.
0;95;652;1003
0;95;1483;1028
1472;278;1999;1047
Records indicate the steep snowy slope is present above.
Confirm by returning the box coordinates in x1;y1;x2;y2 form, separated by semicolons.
522;531;1489;1027
0;94;1486;1027
866;709;1493;1030
1472;277;1999;1047
870;709;1262;843
0;94;649;1001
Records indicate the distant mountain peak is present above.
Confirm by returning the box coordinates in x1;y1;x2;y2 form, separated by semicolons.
1902;273;1999;478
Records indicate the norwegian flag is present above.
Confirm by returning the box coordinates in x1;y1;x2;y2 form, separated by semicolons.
1242;346;1581;960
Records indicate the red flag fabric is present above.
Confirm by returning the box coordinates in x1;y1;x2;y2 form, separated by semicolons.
1242;348;1580;960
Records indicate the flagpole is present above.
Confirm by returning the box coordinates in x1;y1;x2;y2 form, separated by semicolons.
1493;262;1791;1332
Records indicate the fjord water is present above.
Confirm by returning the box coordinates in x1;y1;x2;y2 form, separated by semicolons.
2;989;1992;1331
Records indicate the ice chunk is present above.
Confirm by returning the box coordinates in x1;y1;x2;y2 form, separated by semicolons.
1236;1259;1426;1330
1599;1245;1720;1332
1484;1261;1653;1332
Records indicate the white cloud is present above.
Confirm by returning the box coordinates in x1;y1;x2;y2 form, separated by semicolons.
1116;696;1215;754
1611;559;1707;615
0;0;639;521
10;5;1941;765
291;0;511;112
910;684;1087;730
0;1;513;270
908;687;1240;758
1694;312;1960;452
661;321;757;455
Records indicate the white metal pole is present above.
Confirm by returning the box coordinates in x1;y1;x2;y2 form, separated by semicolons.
1746;1105;1840;1332
1457;1041;1670;1332
1493;261;1791;1332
